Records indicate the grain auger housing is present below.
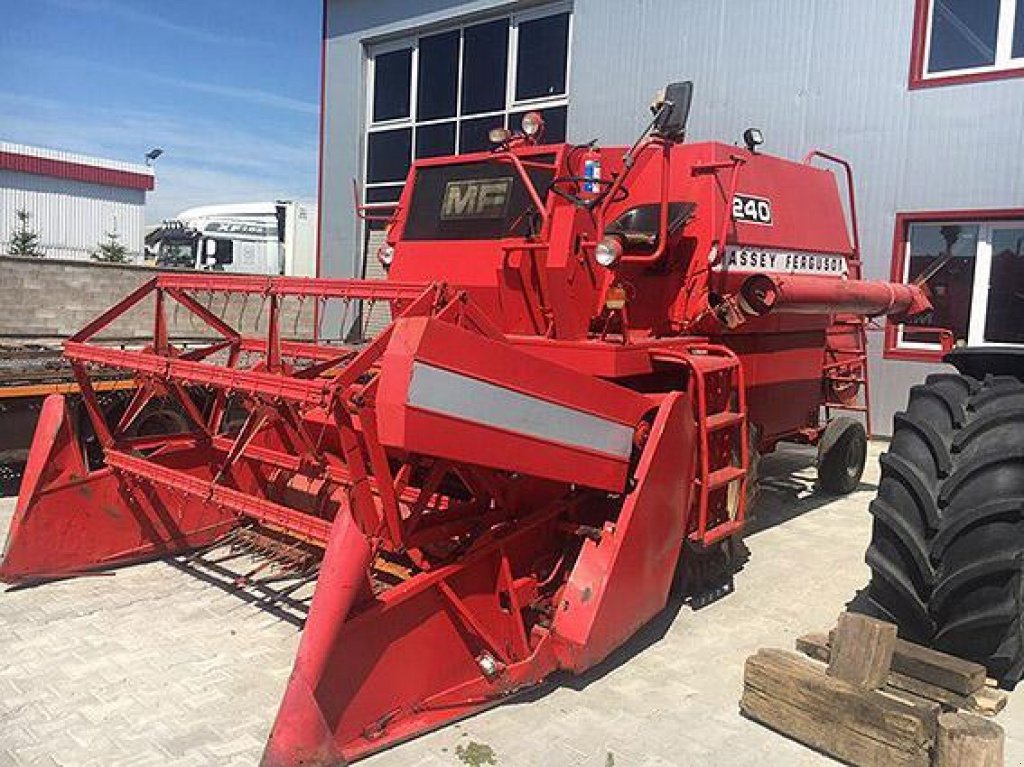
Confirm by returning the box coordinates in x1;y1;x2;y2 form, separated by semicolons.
1;82;929;764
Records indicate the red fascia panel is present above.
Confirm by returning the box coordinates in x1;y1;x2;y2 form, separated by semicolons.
0;150;155;191
908;0;1024;89
884;208;1024;361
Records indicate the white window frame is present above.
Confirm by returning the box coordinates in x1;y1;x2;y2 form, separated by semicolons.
361;3;572;204
921;0;1023;80
895;219;1024;351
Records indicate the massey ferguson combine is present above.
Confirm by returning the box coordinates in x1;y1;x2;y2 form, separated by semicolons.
1;83;931;764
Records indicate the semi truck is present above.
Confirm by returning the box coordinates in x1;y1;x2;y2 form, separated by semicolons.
145;201;317;277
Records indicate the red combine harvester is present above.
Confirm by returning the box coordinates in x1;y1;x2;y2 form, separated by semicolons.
1;83;929;764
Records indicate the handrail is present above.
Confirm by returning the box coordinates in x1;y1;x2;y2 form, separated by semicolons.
618;140;674;265
802;149;861;265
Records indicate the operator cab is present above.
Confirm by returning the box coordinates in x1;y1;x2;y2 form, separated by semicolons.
605;202;695;252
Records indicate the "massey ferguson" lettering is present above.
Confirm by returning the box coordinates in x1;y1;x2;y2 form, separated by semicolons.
440;178;513;220
714;246;848;276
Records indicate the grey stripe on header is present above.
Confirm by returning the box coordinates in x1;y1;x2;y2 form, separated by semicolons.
407;362;635;459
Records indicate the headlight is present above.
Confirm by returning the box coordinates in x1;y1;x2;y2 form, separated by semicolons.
377;243;395;268
489;127;512;144
521;111;544;137
594;236;622;268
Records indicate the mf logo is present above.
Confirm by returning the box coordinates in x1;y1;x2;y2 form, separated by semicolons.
440;178;513;220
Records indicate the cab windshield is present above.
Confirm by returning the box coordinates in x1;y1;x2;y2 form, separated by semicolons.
158;241;196;268
402;158;554;241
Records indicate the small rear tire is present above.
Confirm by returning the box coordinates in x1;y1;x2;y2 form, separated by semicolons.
817;417;868;495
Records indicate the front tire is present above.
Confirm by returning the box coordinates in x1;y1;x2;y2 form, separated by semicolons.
861;373;1024;686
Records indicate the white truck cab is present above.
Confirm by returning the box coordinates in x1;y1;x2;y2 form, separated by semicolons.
147;201;316;277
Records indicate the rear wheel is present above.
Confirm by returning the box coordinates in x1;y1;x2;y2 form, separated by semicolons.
860;373;1024;686
817;417;867;495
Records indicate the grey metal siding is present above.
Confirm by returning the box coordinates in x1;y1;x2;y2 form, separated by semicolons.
0;170;147;261
324;0;1024;431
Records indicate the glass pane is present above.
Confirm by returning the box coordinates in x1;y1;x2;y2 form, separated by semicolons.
902;223;979;345
462;20;508;115
417;31;459;120
416;121;456;159
365;185;402;204
373;48;412;122
515;13;570;100
459;115;506;154
367;128;412;183
927;0;999;73
984;227;1024;343
1014;0;1024;58
510;105;567;143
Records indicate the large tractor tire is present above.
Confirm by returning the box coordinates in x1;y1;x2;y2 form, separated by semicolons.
861;372;1024;686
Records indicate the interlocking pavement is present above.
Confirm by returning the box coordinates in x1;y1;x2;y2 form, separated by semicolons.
1;444;1021;766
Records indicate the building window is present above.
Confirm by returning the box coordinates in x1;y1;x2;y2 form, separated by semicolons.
886;211;1024;361
362;5;572;209
910;0;1024;88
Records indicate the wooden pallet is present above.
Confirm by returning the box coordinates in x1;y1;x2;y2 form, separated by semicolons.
740;612;1006;766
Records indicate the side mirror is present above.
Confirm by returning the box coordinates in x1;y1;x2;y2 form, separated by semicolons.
651;81;693;142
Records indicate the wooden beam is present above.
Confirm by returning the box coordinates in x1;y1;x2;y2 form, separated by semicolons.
934;712;1003;767
827;612;897;689
795;632;1007;716
741;648;936;767
826;624;987;695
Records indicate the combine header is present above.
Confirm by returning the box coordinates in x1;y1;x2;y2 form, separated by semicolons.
1;83;929;764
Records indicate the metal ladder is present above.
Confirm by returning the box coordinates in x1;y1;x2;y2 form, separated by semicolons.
686;345;750;547
823;317;872;436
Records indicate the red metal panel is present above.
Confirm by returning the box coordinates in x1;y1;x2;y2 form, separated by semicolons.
553;391;696;670
374;316;653;492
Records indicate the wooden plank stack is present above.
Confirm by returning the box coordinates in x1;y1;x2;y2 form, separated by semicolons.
740;612;1008;766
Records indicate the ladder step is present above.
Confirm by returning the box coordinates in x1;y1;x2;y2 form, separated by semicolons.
690;518;745;546
706;411;744;431
699;465;746;491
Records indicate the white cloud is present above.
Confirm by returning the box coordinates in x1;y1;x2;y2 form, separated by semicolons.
13;51;319;116
0;93;318;223
42;0;266;47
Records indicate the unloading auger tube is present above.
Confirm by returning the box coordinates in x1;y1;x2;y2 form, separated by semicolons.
1;81;931;765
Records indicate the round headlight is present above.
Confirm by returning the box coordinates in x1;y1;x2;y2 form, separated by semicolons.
377;243;395;267
521;111;544;137
594;236;623;268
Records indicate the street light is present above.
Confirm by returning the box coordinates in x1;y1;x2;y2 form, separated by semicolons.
145;148;164;166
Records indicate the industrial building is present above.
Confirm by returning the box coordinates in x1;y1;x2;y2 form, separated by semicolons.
0;141;154;262
319;0;1024;429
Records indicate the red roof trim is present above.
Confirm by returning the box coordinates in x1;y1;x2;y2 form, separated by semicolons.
0;150;155;191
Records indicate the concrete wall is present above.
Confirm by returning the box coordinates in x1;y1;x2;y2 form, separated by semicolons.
322;0;1024;430
0;256;313;343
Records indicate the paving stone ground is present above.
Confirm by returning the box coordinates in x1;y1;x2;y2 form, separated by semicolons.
1;443;1021;766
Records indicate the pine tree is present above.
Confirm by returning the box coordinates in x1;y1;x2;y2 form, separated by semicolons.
92;231;130;263
8;208;44;257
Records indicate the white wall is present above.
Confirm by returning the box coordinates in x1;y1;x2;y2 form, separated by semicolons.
0;169;148;262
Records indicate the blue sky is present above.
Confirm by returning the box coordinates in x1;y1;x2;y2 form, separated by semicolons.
0;0;322;222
